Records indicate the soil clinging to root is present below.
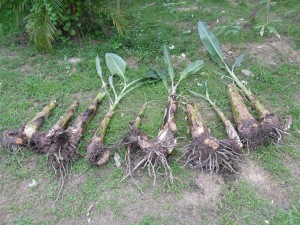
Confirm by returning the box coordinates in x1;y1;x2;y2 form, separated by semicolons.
121;95;177;184
183;103;241;174
184;135;241;173
238;114;284;150
228;83;290;151
86;137;110;166
46;129;80;175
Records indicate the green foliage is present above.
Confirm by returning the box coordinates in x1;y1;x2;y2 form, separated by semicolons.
0;0;126;50
216;0;283;38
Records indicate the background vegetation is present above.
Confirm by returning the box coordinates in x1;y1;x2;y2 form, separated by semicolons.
0;0;299;224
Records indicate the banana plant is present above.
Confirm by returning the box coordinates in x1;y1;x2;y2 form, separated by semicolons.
86;53;152;165
198;21;291;150
121;45;204;185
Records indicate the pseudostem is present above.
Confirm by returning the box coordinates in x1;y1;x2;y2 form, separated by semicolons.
183;103;240;173
0;100;57;150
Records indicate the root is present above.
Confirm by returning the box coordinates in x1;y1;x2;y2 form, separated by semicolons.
122;125;147;175
137;145;174;186
123;135;176;185
30;128;64;154
183;135;241;174
46;130;80;177
238;114;286;151
86;137;110;165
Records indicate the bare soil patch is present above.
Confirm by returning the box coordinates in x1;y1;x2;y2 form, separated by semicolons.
240;159;289;209
177;6;198;12
125;57;139;69
200;36;300;67
245;37;300;66
71;91;95;102
171;54;191;69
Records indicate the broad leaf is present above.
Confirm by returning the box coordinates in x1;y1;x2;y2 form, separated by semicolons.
180;60;204;80
105;53;127;81
267;26;280;38
198;21;225;67
163;45;174;83
232;54;245;70
95;55;102;77
145;70;160;80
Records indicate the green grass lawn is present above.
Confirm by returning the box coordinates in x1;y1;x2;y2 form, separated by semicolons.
0;0;300;224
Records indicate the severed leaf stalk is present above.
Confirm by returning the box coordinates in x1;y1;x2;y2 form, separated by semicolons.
47;91;105;205
86;54;151;165
198;21;291;148
0;100;57;150
121;102;148;178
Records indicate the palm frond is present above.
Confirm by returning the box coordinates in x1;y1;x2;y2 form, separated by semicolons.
25;4;57;50
0;0;8;8
100;3;127;35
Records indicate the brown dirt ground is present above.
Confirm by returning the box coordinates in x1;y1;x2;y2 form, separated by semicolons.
0;153;224;224
125;57;139;69
239;159;290;209
199;36;300;68
60;171;223;225
177;6;198;12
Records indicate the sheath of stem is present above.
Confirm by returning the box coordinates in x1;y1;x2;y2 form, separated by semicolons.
51;101;79;131
190;82;243;148
228;83;255;126
133;103;148;128
91;54;149;144
24;100;57;140
185;103;209;139
67;89;107;146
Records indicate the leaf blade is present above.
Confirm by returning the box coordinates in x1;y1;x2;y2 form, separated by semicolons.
96;55;102;77
180;60;204;80
105;53;127;82
163;45;174;84
232;54;245;70
198;21;225;67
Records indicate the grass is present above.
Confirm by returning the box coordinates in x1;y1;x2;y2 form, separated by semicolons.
0;0;300;224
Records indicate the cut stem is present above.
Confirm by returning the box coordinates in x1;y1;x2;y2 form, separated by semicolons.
157;94;177;154
51;101;79;131
230;72;270;118
227;83;255;126
184;103;240;173
133;103;148;128
68;90;106;144
185;103;209;139
86;98;120;165
0;100;57;148
211;103;243;149
23;100;57;140
30;101;79;153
